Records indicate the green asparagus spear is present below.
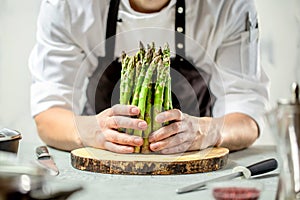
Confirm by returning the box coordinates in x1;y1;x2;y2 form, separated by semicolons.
123;56;135;105
131;44;155;106
164;76;173;110
132;44;155;153
135;41;145;63
120;53;130;105
162;43;172;111
133;42;145;89
134;55;161;153
141;84;153;153
153;60;167;132
138;56;161;118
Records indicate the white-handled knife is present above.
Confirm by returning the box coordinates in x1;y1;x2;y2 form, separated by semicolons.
36;145;59;176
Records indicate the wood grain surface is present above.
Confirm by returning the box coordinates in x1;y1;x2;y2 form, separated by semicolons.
71;147;229;175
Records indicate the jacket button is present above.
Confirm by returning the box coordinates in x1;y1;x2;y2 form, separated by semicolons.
177;7;183;14
177;43;184;49
177;27;183;33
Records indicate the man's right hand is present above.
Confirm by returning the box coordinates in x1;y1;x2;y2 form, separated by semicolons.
77;104;147;153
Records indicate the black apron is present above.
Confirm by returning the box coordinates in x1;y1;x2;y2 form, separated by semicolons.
83;0;215;117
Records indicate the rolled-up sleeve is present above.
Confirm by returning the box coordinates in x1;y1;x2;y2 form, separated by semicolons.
29;0;88;117
211;0;270;132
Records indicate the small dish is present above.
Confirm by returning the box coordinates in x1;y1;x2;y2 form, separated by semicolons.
209;180;263;200
0;128;22;154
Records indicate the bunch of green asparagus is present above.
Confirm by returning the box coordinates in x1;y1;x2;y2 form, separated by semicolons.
120;42;172;153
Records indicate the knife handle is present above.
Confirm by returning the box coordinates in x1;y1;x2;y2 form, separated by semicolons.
247;158;278;176
36;146;51;158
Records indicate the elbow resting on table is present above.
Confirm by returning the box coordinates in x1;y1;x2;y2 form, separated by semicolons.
219;113;259;151
34;107;83;151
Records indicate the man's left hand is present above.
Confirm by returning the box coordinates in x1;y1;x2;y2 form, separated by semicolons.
148;109;222;154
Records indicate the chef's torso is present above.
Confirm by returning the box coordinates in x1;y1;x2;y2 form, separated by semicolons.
30;0;269;131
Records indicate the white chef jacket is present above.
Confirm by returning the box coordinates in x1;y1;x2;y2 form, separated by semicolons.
29;0;270;131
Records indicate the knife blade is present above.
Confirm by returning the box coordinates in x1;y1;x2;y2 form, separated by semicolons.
36;145;59;176
176;158;278;194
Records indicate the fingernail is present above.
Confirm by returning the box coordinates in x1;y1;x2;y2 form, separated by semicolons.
151;143;159;151
134;138;142;145
148;135;154;142
131;107;139;114
138;121;147;129
156;114;164;122
126;147;134;153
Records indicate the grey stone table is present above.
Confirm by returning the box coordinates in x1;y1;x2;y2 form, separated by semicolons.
17;140;279;200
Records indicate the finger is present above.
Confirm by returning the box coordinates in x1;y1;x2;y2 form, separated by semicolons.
149;132;191;152
160;142;192;154
104;104;140;117
155;109;184;123
104;130;144;146
104;141;135;154
149;121;185;142
105;116;147;130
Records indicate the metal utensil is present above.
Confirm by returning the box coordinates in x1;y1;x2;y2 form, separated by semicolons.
36;146;59;176
0;150;82;200
0;128;22;154
176;158;278;194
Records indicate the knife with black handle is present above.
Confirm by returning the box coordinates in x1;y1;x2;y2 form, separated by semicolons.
176;158;278;194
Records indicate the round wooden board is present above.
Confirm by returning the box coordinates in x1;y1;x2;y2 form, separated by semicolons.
71;147;229;175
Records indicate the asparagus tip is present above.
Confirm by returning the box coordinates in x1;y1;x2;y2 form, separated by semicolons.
163;43;170;50
121;51;127;59
157;47;162;56
150;41;155;49
139;41;145;50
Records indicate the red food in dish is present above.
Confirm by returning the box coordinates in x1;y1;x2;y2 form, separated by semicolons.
213;187;260;200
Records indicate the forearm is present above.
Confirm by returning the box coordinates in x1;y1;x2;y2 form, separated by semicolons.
213;113;259;151
148;110;259;153
34;107;84;151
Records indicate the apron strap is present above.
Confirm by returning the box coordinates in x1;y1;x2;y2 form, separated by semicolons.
175;0;186;61
105;0;120;61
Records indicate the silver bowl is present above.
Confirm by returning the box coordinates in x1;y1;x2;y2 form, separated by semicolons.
0;151;82;200
0;128;22;154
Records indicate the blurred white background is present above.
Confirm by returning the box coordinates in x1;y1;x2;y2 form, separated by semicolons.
0;0;299;146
